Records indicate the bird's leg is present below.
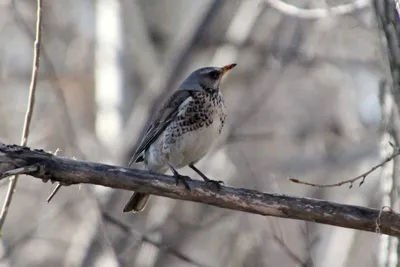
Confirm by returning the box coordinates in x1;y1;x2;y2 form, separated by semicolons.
189;164;223;190
168;164;192;191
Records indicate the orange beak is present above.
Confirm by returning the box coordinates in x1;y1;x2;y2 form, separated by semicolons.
221;63;237;76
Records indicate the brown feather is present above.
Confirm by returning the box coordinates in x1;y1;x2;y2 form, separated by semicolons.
128;89;193;166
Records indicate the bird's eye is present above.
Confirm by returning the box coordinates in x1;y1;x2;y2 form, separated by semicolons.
208;71;220;79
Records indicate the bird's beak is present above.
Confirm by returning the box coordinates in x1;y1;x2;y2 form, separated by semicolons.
221;63;237;76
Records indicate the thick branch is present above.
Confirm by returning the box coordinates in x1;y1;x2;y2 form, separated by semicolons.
0;142;399;237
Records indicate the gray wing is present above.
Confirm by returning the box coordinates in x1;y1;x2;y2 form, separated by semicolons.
128;89;193;166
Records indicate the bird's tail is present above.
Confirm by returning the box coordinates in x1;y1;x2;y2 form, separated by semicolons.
124;159;150;213
123;192;150;212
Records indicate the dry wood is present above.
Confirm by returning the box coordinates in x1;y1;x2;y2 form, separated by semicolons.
0;142;399;237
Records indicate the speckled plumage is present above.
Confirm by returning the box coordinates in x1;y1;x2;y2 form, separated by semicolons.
146;90;226;173
124;64;235;213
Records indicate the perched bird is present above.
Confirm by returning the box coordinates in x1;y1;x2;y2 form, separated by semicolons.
123;63;236;212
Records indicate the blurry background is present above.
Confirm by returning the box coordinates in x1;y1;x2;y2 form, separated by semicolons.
0;0;397;266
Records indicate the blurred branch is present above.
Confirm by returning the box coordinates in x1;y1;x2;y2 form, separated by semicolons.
300;223;318;267
102;212;209;267
3;197;79;258
376;8;400;262
273;234;308;267
122;0;160;86
265;0;370;19
10;0;81;153
289;145;400;188
0;0;42;231
1;143;400;237
63;187;119;267
11;0;112;158
374;0;400;116
11;0;114;203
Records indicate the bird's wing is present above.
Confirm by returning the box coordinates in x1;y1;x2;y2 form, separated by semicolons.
128;89;193;166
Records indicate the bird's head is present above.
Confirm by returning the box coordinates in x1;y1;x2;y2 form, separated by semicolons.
179;63;236;93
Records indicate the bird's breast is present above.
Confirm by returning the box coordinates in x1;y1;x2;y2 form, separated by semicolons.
160;92;227;167
179;92;226;137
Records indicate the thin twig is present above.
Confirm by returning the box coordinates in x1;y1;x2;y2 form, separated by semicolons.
0;0;42;230
289;147;400;188
10;0;113;204
46;183;62;203
46;149;62;203
265;0;370;19
102;212;210;267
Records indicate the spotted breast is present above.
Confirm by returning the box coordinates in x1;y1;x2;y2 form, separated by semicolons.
144;90;226;172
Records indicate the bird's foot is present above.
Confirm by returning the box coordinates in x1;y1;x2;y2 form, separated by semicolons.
188;164;223;191
205;179;224;191
174;173;192;191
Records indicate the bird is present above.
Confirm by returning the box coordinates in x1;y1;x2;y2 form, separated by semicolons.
123;63;236;212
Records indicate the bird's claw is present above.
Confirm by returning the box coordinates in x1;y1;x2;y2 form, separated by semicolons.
206;179;224;191
174;174;192;191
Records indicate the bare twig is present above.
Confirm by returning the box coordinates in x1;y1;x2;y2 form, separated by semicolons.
46;183;62;203
46;149;62;203
265;0;370;19
0;0;42;230
10;0;113;203
289;146;400;188
0;143;400;236
103;212;209;267
63;187;119;267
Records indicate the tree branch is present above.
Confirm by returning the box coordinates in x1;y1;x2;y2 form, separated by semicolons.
0;142;399;237
265;0;370;19
289;145;400;188
102;212;210;267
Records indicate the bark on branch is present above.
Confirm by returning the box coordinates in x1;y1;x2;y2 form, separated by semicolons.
0;142;399;237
